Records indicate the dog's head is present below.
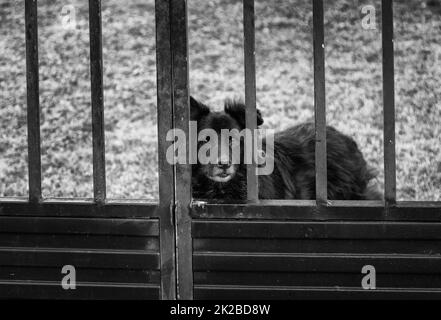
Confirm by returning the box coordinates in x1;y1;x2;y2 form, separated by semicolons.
190;96;263;183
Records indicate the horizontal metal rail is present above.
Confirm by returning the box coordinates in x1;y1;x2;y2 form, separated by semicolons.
0;197;160;218
190;200;441;221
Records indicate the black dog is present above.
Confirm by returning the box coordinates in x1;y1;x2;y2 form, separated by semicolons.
190;96;381;201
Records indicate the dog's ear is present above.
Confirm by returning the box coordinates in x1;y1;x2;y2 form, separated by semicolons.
190;96;210;122
224;100;264;128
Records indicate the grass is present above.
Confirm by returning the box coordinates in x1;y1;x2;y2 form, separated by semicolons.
0;0;440;201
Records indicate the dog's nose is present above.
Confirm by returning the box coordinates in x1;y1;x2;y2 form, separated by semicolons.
217;159;232;169
218;163;231;170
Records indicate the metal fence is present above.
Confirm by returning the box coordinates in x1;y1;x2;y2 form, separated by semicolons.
0;0;440;300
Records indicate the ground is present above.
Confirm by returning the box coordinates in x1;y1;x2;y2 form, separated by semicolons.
0;0;440;200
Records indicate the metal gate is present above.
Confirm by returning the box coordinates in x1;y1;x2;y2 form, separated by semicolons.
0;0;175;299
172;0;441;300
1;0;441;300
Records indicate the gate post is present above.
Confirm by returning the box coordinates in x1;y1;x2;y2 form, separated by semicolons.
170;0;193;300
156;0;177;300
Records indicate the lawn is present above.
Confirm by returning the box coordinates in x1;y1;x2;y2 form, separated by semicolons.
0;0;440;201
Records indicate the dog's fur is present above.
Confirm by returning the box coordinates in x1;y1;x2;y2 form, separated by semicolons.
191;96;382;201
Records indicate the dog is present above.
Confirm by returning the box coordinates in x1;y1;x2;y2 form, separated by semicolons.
190;96;382;201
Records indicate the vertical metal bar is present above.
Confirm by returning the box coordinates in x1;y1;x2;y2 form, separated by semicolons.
170;0;193;300
89;0;106;203
382;0;396;205
155;0;176;300
313;0;327;203
25;0;42;204
243;0;259;202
